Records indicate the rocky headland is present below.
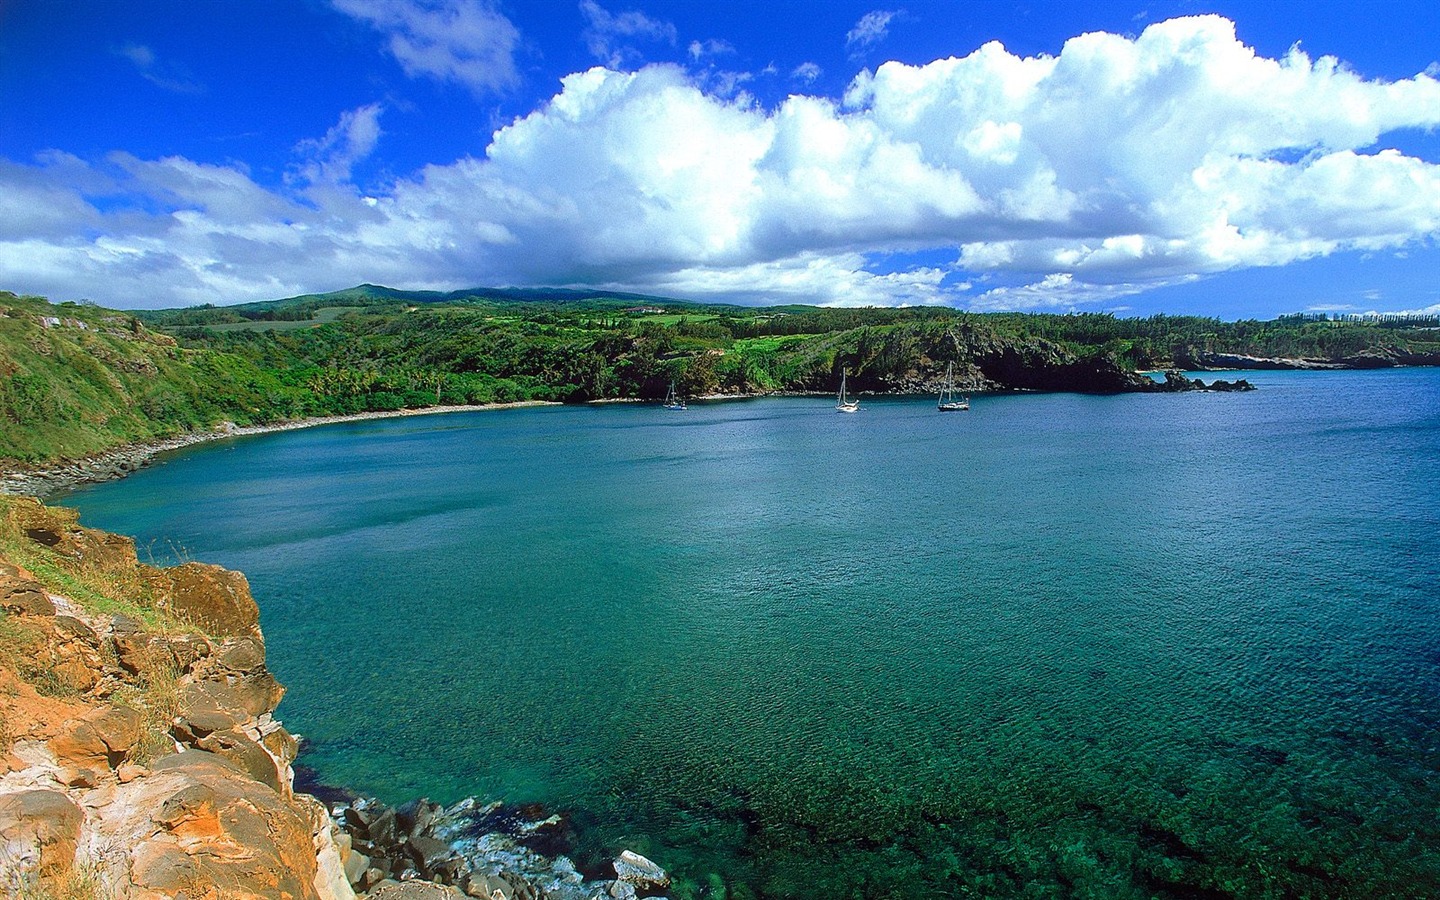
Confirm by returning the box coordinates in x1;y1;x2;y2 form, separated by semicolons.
1176;348;1440;370
0;497;670;900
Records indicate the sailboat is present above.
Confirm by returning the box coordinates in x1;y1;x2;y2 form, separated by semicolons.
937;361;970;411
663;380;687;410
836;370;860;413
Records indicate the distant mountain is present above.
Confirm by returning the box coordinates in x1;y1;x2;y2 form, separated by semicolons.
231;283;698;314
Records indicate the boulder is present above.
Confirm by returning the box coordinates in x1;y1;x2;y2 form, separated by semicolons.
608;880;638;900
158;562;261;638
5;498;139;571
125;750;322;899
0;790;83;878
368;881;467;900
195;728;282;793
50;615;106;692
187;669;286;719
0;575;55;616
49;705;143;771
406;832;457;878
261;725;300;769
173;706;240;744
116;627;213;676
367;807;402;848
218;635;267;672
465;873;523;900
344;848;371;885
397;797;440;839
613;850;669;890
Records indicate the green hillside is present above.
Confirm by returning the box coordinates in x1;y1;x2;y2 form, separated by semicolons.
0;292;298;463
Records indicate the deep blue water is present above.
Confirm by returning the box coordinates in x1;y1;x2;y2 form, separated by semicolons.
62;370;1440;898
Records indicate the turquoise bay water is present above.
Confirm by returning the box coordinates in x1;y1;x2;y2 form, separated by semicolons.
63;370;1440;897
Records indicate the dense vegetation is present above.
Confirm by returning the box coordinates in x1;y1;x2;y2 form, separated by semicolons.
3;286;1438;466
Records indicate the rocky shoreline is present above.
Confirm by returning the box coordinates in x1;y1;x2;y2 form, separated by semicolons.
315;789;672;900
0;402;560;501
1177;349;1440;370
0;496;672;899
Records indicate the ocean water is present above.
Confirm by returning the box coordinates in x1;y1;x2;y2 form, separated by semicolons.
62;370;1440;898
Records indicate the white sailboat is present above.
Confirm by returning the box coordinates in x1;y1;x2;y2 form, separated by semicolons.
937;361;969;411
663;380;687;410
836;370;860;413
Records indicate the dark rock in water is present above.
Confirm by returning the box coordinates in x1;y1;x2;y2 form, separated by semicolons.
409;832;458;878
326;791;662;900
1152;370;1203;392
400;797;441;839
370;806;402;847
608;880;638;900
343;803;375;835
1148;370;1255;393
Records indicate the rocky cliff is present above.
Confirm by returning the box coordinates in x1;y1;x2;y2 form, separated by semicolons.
0;497;354;900
0;498;673;900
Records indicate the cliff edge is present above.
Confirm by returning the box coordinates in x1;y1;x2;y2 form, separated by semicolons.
0;497;354;900
0;499;674;900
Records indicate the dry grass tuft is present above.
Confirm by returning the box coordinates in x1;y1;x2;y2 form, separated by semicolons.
7;858;110;900
0;612;77;699
0;497;187;634
112;651;183;765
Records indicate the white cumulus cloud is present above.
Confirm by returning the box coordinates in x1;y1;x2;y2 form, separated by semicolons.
4;15;1440;310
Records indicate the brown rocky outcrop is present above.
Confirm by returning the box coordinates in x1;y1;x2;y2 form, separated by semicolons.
0;790;83;879
150;562;263;638
0;499;354;900
120;751;322;900
4;497;139;572
1;499;638;900
49;706;143;773
0;571;55;616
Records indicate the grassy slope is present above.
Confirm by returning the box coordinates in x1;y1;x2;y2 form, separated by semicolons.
0;292;298;464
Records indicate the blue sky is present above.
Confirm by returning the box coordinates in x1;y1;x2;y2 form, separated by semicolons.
1;1;1437;316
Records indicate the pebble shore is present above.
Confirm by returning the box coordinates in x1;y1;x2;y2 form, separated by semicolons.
0;403;559;499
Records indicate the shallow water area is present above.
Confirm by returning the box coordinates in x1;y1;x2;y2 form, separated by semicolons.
62;369;1440;898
